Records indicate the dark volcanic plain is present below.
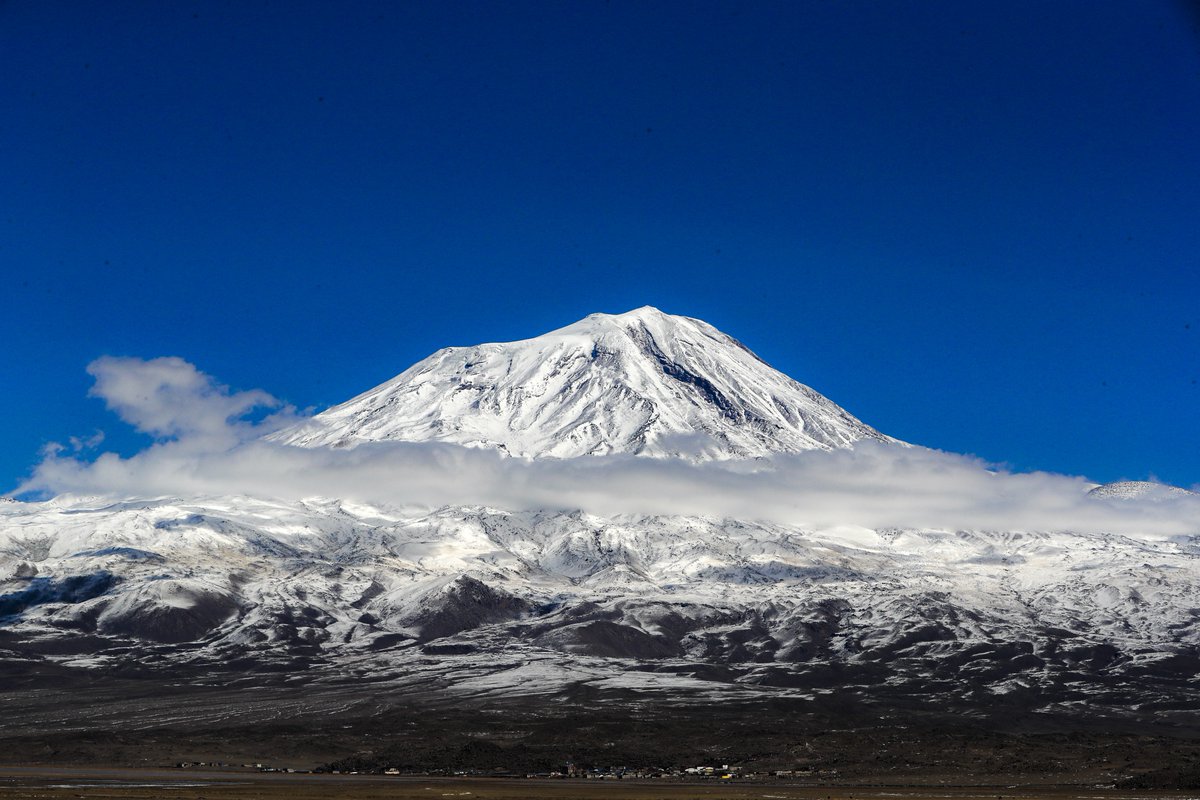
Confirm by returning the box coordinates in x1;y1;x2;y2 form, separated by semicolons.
3;772;1200;800
2;657;1200;794
4;772;1200;800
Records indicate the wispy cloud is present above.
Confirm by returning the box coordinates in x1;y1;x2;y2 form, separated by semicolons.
84;356;299;450
15;357;1200;537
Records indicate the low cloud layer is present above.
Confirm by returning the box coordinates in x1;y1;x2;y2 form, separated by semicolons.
16;357;1200;537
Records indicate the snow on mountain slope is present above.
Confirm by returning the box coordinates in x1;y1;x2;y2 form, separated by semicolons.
2;494;1198;716
271;306;895;459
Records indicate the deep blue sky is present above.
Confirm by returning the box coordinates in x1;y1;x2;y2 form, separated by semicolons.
3;1;1198;492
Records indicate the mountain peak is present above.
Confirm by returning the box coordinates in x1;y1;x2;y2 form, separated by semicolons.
272;310;897;459
590;304;670;320
553;305;708;337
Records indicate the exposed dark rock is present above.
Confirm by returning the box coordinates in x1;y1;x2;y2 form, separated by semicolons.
97;589;238;644
412;576;532;641
0;572;118;618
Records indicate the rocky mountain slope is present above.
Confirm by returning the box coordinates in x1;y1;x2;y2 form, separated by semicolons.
1;492;1197;725
1087;480;1198;500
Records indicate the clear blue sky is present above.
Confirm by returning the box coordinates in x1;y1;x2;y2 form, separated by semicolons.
3;1;1198;492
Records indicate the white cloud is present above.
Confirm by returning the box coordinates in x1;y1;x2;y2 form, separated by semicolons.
14;357;1200;538
68;431;105;452
84;356;297;450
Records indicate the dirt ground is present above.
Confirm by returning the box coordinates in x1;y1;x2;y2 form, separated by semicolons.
2;667;1198;793
1;768;1198;800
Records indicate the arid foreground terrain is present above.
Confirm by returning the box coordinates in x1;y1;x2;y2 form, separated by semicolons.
2;660;1199;795
2;769;1200;800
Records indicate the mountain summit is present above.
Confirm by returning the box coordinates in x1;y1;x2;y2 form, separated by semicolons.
273;306;895;458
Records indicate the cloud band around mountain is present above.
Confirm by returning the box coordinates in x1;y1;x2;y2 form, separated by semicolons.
16;357;1200;538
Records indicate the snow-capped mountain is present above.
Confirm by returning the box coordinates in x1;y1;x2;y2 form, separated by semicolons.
1;308;1198;739
271;306;895;459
